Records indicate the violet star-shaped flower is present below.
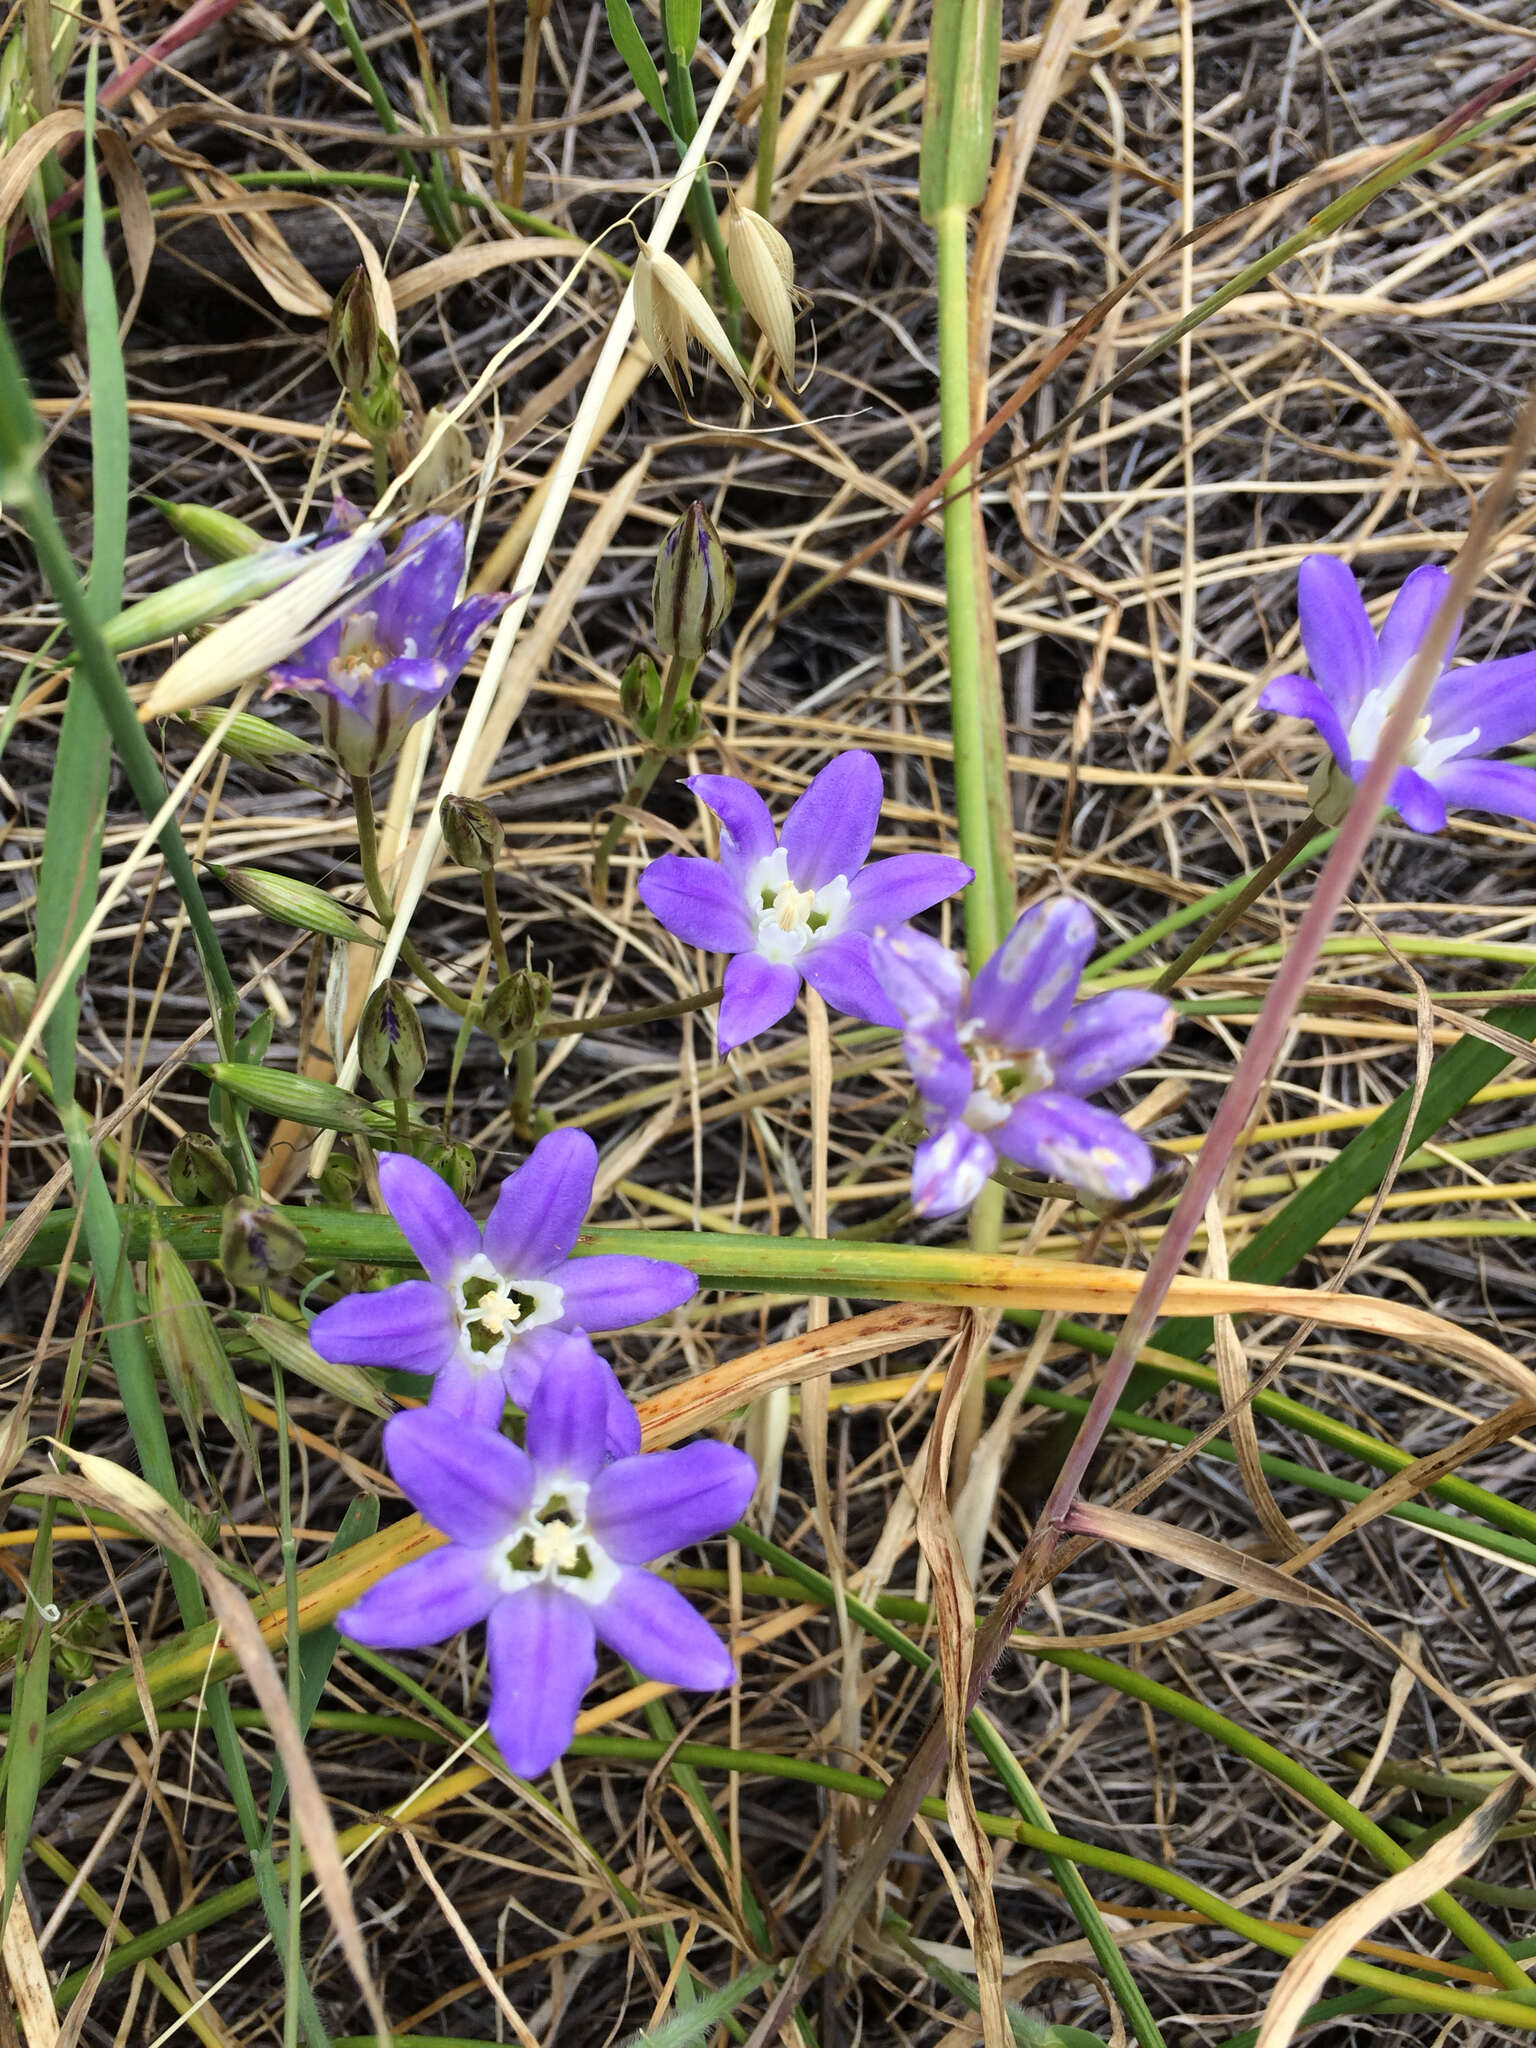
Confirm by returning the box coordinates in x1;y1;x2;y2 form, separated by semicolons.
637;750;972;1054
267;506;504;777
308;1132;696;1430
1259;555;1536;833
338;1350;755;1779
871;900;1174;1217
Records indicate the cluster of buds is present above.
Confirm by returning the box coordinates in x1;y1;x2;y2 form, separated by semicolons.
620;652;701;751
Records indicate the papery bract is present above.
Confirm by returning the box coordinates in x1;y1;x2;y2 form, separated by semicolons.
308;1134;697;1431
638;750;972;1053
1259;555;1536;833
267;501;504;777
872;900;1173;1216
337;1352;755;1778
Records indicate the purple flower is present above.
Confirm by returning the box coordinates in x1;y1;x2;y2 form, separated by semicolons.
267;506;504;777
1259;555;1536;833
338;1349;755;1779
638;750;972;1054
872;900;1174;1217
308;1133;697;1430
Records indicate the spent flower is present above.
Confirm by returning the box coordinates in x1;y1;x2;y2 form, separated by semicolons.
267;504;504;777
337;1351;754;1778
872;899;1173;1216
638;750;972;1054
1259;555;1536;833
308;1134;697;1428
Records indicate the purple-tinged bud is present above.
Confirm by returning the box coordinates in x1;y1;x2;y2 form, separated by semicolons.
358;980;426;1100
168;1132;238;1207
219;1196;307;1286
653;502;735;661
440;793;504;874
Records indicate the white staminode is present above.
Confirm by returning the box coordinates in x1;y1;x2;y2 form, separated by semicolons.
956;1018;1053;1132
1346;669;1475;776
450;1252;565;1374
492;1478;622;1604
746;847;851;965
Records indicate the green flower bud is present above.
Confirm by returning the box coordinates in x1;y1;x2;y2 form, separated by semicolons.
203;1062;403;1137
1308;755;1357;828
482;967;552;1058
617;652;702;751
147;496;267;561
206;863;377;944
358;980;426;1101
168;1132;239;1206
219;1197;308;1286
420;1137;476;1201
0;971;36;1039
439;793;504;874
653;501;734;660
316;1150;364;1205
329;268;405;444
147;1233;257;1460
179;709;320;770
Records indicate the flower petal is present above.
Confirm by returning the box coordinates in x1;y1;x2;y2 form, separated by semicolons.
1046;990;1174;1097
1259;674;1353;771
779;750;883;890
686;773;777;882
373;517;465;656
1387;765;1448;834
524;1337;620;1485
377;1152;480;1280
593;1568;734;1689
482;1128;598;1277
968;898;1095;1049
845;852;972;929
1378;563;1456;683
338;1544;498;1650
871;926;968;1029
902;1018;973;1115
800;932;900;1026
437;593;506;677
911;1123;995;1218
382;1408;533;1541
587;1440;756;1563
1426;757;1536;826
637;854;754;952
717;951;800;1053
556;1253;698;1331
308;1280;457;1375
1426;651;1536;757
1296;554;1377;718
486;1586;596;1779
427;1358;507;1429
502;1329;638;1460
997;1091;1153;1202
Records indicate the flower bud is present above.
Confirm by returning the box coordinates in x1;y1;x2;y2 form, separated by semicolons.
316;1150;364;1205
206;863;377;944
419;1138;476;1201
482;967;552;1058
147;1233;257;1460
619;651;662;731
219;1196;307;1286
439;793;504;874
204;1062;392;1136
653;502;735;661
727;200;799;384
0;971;35;1039
358;980;427;1100
180;709;320;769
168;1132;239;1206
329;267;405;446
147;496;267;561
1308;755;1357;828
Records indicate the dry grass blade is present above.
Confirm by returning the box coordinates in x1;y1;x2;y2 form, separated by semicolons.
1253;1759;1533;2048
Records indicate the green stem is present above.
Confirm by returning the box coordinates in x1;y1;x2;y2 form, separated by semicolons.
349;776;470;1014
1089;826;1338;977
1151;813;1323;993
661;24;741;342
543;982;725;1035
592;654;696;903
513;1039;538;1136
751;0;794;217
481;870;513;983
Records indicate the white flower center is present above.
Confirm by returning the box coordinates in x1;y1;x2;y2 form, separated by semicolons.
956;1019;1053;1132
1346;670;1477;776
746;848;851;965
491;1479;621;1605
449;1252;566;1377
328;610;387;688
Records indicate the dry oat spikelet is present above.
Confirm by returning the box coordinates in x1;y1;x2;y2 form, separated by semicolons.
728;200;799;383
633;243;754;405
